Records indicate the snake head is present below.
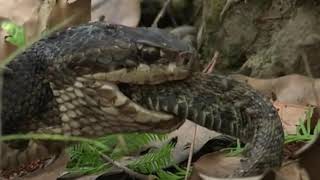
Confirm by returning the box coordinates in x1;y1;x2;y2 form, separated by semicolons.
0;22;197;173
46;22;198;85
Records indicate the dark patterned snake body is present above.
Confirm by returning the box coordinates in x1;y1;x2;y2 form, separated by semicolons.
120;73;284;176
0;22;284;178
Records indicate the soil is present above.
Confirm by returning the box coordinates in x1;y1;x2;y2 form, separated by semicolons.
194;0;320;78
0;159;47;179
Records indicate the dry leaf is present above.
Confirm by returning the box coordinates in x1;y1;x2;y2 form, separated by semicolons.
193;152;241;178
91;0;140;27
147;120;220;164
0;0;50;59
270;162;309;180
273;101;310;134
47;0;91;30
230;74;320;134
0;0;91;60
230;74;320;106
0;0;48;41
191;152;265;180
258;135;320;180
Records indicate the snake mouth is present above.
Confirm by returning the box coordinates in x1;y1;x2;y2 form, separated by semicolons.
118;48;197;84
83;62;193;85
74;47;197;85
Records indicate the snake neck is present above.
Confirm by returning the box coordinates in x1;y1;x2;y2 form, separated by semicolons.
1;36;57;135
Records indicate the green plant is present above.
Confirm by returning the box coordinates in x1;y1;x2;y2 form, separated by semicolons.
285;107;320;144
128;142;175;174
0;20;26;47
66;132;176;176
156;165;189;180
223;139;244;156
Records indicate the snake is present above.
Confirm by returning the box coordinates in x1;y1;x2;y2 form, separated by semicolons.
0;21;284;178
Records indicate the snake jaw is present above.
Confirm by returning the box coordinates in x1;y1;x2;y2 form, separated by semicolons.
48;25;197;86
1;22;197;175
85;64;190;85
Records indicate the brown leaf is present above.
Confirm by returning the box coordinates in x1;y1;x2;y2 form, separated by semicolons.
192;152;242;178
273;101;310;134
91;0;140;27
0;0;91;60
47;0;91;30
147;120;220;164
230;74;320;134
230;74;320;107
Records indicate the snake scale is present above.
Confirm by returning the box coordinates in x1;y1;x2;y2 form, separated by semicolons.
0;22;284;178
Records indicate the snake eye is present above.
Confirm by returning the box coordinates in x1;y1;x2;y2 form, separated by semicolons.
141;47;160;62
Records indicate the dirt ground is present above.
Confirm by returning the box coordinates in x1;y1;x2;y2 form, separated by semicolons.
192;0;320;78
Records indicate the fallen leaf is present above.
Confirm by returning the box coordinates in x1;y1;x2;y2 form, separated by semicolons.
147;120;220;164
193;152;241;178
91;0;140;27
47;0;91;30
230;74;320;107
191;151;265;180
230;74;320;134
0;0;91;60
272;161;309;180
273;101;310;134
259;135;320;180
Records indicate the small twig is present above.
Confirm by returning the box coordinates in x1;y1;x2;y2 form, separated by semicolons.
151;0;172;28
184;50;219;179
203;51;219;73
96;148;153;180
183;51;220;179
184;124;197;180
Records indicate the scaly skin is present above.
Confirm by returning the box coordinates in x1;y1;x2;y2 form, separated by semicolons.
0;21;284;178
120;73;284;177
2;21;195;136
1;22;195;171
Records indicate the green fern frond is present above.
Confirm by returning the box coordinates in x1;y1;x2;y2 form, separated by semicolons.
157;165;188;180
157;170;183;180
128;142;175;174
66;132;170;174
67;143;105;171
